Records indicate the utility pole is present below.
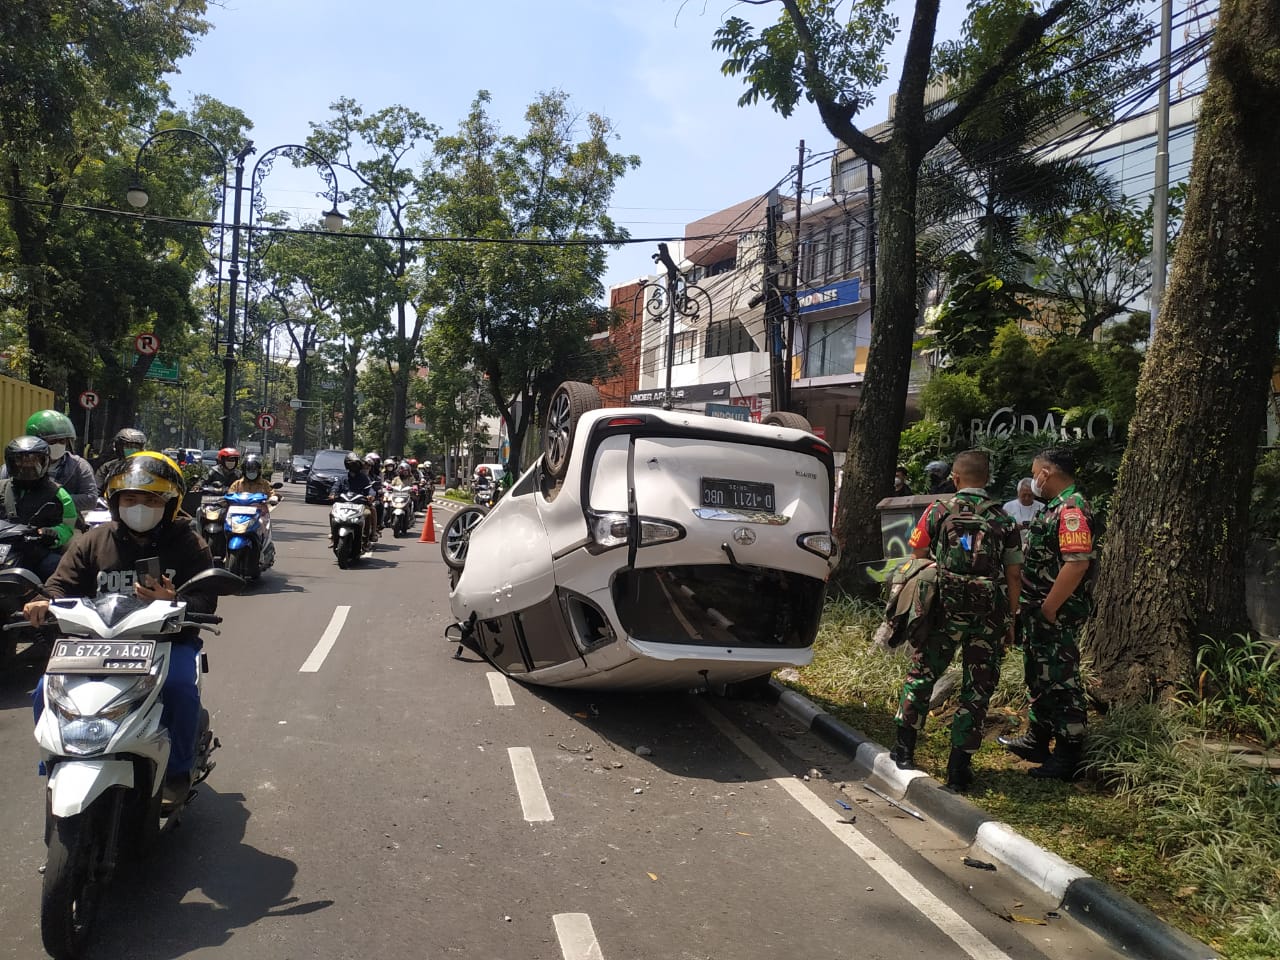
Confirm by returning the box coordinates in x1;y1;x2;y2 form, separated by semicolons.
783;140;805;406
1149;0;1173;340
764;189;786;414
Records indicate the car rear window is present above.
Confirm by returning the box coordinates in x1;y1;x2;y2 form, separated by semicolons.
311;450;350;472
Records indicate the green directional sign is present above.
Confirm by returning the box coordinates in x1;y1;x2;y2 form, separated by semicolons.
145;357;179;382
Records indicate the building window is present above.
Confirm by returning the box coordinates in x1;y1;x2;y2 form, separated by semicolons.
847;224;866;273
704;318;758;358
641;343;661;376
835;158;867;194
672;330;698;365
802;316;858;378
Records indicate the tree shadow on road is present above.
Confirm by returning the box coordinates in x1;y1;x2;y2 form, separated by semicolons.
92;787;333;959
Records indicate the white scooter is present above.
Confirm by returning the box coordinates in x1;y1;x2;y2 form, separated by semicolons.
0;566;243;960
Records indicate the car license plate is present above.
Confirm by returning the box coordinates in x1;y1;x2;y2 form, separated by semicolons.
700;477;775;513
46;640;155;674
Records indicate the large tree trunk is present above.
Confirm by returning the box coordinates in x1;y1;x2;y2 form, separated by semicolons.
341;343;357;450
1087;0;1280;705
292;348;311;453
832;139;922;590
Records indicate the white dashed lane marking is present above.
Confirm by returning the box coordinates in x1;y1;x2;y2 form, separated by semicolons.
553;913;605;960
298;605;350;673
507;747;554;822
487;672;515;706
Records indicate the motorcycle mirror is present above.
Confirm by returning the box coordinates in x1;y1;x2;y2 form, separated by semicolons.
0;568;47;600
176;567;246;598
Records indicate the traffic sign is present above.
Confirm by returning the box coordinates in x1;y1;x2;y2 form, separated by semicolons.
145;357;179;382
134;332;161;356
78;390;100;410
256;412;276;431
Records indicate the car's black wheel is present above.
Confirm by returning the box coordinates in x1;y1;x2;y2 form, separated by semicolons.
542;381;601;481
762;411;812;432
41;810;102;960
441;504;489;571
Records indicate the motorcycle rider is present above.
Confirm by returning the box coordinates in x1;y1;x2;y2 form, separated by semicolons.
0;410;99;512
93;427;147;489
0;437;78;579
364;453;385;528
330;454;378;543
204;447;241;489
229;453;279;519
24;452;219;806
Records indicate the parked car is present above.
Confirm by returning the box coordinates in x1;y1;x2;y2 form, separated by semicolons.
201;449;222;468
443;382;836;693
286;454;313;483
305;449;354;503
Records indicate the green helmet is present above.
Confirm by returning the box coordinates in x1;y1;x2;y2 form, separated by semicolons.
25;409;76;443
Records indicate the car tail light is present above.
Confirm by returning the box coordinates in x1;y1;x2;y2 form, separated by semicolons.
587;511;684;552
797;532;837;560
605;416;647;427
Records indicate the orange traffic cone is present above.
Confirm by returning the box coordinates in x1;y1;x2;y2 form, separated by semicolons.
419;503;436;543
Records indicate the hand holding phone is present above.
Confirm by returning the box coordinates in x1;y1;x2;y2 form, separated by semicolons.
135;556;162;588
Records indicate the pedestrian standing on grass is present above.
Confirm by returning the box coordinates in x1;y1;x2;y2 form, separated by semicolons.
997;447;1095;781
1003;477;1043;549
889;449;1022;792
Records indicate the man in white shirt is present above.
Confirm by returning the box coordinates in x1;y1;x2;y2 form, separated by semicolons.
1004;477;1042;546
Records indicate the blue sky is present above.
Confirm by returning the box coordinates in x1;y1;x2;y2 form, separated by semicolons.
170;1;966;294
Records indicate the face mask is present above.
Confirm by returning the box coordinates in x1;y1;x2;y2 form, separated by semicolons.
122;446;143;458
1030;475;1045;499
120;503;164;533
245;467;260;480
47;443;67;462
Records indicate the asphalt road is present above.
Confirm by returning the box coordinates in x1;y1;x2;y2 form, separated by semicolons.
0;496;1126;960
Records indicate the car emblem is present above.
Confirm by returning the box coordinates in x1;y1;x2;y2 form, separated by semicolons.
732;527;757;545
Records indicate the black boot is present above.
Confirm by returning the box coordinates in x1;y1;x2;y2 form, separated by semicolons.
997;723;1052;763
889;726;918;770
1029;740;1083;781
945;748;974;792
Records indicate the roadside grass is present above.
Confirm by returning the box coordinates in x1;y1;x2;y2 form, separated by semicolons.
441;488;474;504
787;597;1280;959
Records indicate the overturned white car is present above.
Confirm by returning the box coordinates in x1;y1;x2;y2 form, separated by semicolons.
443;382;837;692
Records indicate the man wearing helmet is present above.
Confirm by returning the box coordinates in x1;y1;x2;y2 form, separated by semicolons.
94;427;148;489
24;452;219;805
204;447;241;489
364;453;386;529
229;454;280;518
0;437;78;578
330;454;378;543
0;410;98;511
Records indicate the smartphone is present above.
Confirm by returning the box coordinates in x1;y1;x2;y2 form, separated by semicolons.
135;556;162;586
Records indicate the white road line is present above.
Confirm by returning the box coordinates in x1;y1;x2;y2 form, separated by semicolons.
487;672;515;706
507;747;554;822
696;701;1012;960
553;913;604;960
299;606;351;673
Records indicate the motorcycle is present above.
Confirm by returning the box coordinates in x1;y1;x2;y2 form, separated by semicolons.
386;487;414;538
82;497;112;530
329;492;374;568
0;520;46;663
0;566;243;960
197;485;229;563
472;475;498;509
221;485;282;581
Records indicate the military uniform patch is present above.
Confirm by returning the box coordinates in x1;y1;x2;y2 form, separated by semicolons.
1064;513;1080;532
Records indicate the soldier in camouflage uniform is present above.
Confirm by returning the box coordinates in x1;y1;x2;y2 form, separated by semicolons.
998;446;1095;781
889;450;1023;791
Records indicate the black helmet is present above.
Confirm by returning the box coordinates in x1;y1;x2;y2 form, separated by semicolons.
344;454;363;473
242;453;263;481
112;427;148;460
4;436;51;485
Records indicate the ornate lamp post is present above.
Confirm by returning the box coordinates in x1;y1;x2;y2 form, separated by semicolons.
127;130;344;448
633;243;712;411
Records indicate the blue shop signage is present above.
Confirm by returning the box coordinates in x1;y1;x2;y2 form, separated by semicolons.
797;277;860;314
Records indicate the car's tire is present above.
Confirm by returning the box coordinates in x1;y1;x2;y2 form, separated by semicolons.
762;411;812;432
542;381;601;481
441;504;489;571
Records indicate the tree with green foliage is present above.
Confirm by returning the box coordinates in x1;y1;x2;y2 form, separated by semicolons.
307;99;440;457
1088;0;1280;706
713;0;1147;589
0;0;212;398
429;91;636;476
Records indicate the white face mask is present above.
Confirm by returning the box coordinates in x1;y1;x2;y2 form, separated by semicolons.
47;443;67;463
1030;471;1046;499
120;503;164;533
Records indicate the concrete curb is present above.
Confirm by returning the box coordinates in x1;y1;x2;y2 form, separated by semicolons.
767;679;1219;960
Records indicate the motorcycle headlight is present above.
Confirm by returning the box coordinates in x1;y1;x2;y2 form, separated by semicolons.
61;717;121;756
47;673;158;756
229;518;254;533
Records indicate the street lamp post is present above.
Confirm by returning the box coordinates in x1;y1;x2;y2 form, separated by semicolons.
127;130;344;450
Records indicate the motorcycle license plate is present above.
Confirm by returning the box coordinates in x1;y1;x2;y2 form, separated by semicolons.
46;640;155;675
